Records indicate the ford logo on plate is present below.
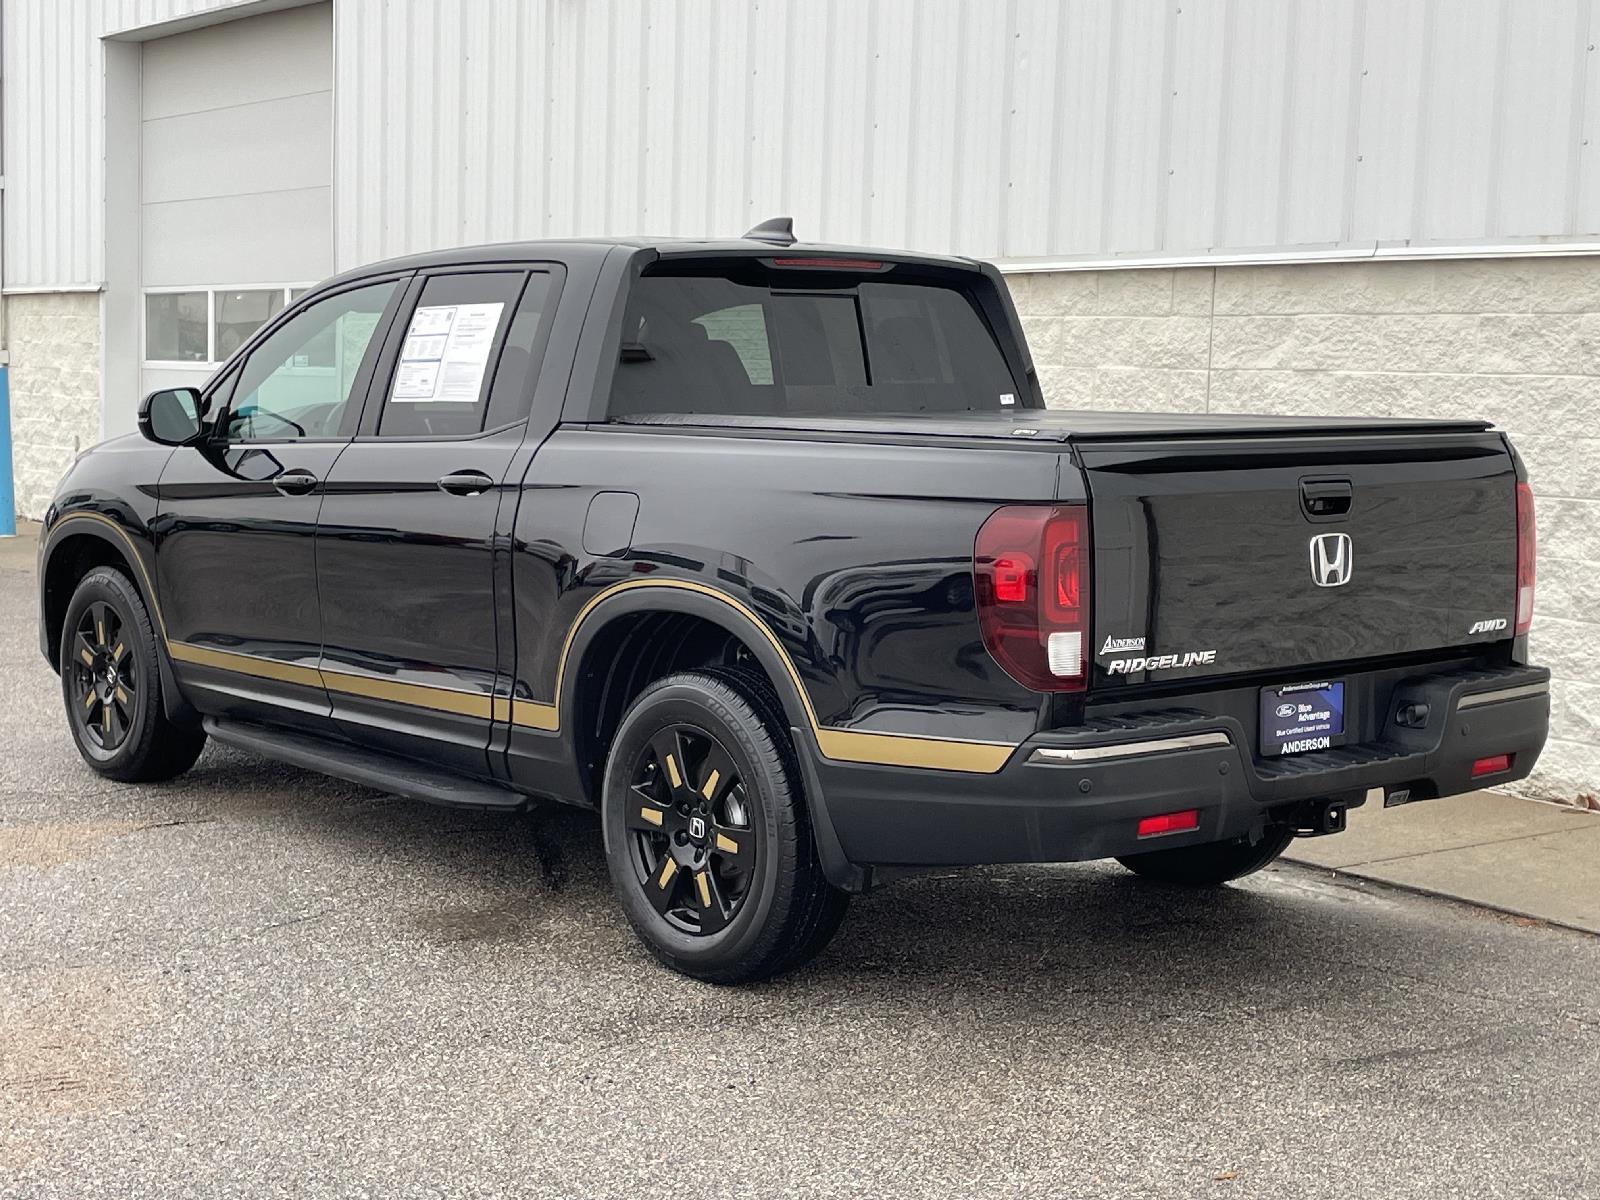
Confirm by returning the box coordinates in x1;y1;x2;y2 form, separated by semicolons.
1275;703;1299;719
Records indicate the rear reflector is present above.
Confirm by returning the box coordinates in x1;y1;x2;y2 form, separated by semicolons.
1136;809;1200;838
1471;754;1513;778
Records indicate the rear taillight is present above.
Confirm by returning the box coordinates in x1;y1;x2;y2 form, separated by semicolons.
1515;481;1536;636
974;505;1089;692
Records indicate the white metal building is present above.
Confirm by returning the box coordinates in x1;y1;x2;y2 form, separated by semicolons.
3;0;1598;802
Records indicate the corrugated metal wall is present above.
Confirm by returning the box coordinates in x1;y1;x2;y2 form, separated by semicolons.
334;0;1600;271
10;0;1600;288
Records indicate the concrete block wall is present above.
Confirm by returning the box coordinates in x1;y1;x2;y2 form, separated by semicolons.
8;293;103;520
1010;256;1600;804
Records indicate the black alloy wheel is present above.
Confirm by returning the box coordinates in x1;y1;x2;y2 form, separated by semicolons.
601;668;848;984
59;566;207;783
623;723;757;936
68;598;139;753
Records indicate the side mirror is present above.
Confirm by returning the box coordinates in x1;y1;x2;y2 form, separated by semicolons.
138;387;207;446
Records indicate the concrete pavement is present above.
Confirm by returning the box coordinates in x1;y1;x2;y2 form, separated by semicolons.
1286;789;1600;934
4;521;1598;1198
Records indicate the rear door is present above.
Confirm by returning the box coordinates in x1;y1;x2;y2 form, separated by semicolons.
313;266;563;776
1082;430;1519;690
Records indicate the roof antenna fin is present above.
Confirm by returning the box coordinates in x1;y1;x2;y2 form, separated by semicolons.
743;216;797;246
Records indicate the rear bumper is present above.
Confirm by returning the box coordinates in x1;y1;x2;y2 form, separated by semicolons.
804;663;1550;884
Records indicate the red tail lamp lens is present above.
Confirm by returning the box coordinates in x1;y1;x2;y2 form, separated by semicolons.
1137;809;1200;838
974;505;1090;692
992;553;1033;604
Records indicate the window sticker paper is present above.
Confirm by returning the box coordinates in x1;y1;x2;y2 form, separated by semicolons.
390;301;505;403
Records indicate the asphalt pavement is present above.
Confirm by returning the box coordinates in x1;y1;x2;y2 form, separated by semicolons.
2;539;1597;1199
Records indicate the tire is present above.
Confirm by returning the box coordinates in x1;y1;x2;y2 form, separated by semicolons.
58;566;207;783
1115;825;1296;887
601;667;848;984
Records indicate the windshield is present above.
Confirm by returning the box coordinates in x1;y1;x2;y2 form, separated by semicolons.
608;265;1024;420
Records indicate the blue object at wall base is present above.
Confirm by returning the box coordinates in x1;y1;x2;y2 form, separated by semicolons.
0;366;14;537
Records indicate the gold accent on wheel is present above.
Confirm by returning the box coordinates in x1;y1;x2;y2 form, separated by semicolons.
665;754;683;789
112;642;124;661
640;806;663;827
114;686;130;706
694;870;712;907
101;705;112;733
82;690;96;710
714;832;739;855
95;618;105;645
700;768;720;800
79;648;95;668
657;858;678;889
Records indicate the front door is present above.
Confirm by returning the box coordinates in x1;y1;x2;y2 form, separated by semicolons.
154;277;406;728
314;267;562;777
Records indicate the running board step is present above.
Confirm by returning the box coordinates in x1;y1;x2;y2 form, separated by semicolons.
203;717;532;810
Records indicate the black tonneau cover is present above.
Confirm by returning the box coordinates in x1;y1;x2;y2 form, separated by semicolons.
612;408;1493;442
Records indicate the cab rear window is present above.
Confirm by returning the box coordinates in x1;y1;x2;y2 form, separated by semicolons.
607;263;1021;419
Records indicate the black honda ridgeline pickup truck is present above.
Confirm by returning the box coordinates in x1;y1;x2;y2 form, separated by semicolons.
40;221;1549;982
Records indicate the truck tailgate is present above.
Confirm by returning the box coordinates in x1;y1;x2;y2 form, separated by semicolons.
1082;430;1519;690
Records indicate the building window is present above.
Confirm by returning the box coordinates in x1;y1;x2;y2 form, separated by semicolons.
214;289;286;360
144;292;208;363
143;284;317;367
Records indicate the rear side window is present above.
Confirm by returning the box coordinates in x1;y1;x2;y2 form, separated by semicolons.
608;265;1020;419
376;270;556;438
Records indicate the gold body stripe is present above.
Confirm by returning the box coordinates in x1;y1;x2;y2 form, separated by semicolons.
48;513;1019;774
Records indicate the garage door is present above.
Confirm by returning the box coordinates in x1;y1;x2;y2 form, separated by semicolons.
140;3;333;398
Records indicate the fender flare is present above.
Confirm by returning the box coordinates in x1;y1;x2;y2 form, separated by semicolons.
40;511;198;727
555;579;868;891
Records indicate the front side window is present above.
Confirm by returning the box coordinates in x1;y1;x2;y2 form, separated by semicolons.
608;264;1021;419
225;281;398;441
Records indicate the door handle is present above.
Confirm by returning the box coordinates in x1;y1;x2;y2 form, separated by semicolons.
438;470;495;497
273;468;319;496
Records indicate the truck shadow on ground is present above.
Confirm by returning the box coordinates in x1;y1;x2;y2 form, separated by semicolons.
141;744;1535;1019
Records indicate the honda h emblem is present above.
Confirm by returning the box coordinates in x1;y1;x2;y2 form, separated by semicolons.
1309;532;1353;588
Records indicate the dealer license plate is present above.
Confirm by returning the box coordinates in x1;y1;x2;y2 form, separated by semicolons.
1260;680;1346;756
